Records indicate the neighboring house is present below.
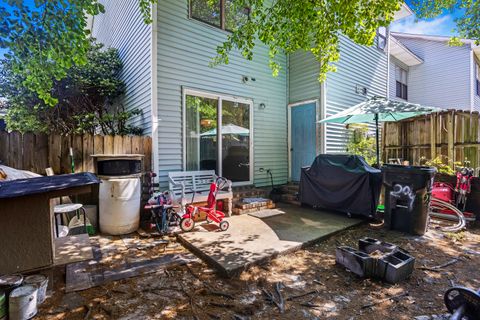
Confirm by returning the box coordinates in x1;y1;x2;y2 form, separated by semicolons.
388;32;480;111
0;100;6;131
90;0;411;186
0;116;5;132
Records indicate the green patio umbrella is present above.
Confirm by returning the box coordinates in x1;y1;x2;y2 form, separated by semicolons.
319;96;440;167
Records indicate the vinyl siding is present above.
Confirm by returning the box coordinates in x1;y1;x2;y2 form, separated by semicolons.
288;51;321;104
91;0;152;134
156;0;287;187
393;36;471;110
325;35;388;153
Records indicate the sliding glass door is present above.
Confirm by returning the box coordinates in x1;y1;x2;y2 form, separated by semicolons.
184;90;252;184
185;95;218;172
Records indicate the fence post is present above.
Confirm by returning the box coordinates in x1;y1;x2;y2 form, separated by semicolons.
430;113;436;160
447;110;455;168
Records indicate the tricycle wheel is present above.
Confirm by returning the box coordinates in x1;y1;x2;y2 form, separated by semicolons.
180;218;195;232
219;220;229;231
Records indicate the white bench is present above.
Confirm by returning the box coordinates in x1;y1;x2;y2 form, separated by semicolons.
168;170;233;216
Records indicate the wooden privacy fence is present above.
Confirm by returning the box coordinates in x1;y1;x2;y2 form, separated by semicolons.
0;132;152;175
383;110;480;168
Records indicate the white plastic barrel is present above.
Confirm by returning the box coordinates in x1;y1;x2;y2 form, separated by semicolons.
99;178;140;235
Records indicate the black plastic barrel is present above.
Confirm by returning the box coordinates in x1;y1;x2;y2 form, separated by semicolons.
382;164;437;235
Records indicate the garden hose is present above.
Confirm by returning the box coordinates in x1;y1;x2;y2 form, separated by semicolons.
429;198;466;233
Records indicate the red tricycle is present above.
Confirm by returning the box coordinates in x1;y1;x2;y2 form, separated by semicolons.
179;177;230;232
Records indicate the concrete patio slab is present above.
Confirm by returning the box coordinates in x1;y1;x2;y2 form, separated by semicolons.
177;204;363;277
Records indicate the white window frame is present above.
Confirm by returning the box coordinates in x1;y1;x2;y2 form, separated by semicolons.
395;65;408;100
182;88;254;186
377;26;387;51
476;62;480;97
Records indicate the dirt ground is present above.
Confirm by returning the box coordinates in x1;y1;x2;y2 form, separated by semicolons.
36;220;480;320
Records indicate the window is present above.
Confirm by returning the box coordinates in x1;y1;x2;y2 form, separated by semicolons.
190;0;249;31
377;26;387;51
184;90;252;184
395;65;408;100
476;63;480;97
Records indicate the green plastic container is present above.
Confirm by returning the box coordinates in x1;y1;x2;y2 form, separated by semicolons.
0;290;6;320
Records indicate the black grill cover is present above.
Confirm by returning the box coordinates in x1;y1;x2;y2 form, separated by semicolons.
299;154;382;217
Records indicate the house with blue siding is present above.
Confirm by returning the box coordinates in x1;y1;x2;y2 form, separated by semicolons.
90;0;412;186
388;32;480;112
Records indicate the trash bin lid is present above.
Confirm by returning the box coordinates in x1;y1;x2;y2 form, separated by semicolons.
381;164;437;175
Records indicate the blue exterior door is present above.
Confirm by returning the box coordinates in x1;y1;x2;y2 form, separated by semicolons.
291;102;317;181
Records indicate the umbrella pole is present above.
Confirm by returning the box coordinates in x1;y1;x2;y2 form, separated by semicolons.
375;113;380;168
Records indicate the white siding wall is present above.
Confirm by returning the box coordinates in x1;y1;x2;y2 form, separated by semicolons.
325;35;388;153
91;0;152;134
288;51;321;104
393;36;471;110
156;0;288;188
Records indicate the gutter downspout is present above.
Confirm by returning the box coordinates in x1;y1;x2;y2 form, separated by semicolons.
150;3;159;175
320;79;327;154
470;44;475;112
386;31;391;99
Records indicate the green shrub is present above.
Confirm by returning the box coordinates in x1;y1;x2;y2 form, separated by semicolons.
346;124;377;166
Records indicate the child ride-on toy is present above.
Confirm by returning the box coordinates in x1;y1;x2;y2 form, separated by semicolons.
145;190;180;234
180;177;230;232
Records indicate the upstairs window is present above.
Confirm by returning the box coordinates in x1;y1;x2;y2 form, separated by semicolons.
476;63;480;96
377;26;387;51
190;0;221;27
395;65;408;100
190;0;249;31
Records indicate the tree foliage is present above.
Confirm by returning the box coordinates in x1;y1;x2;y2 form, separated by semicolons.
411;0;479;45
0;0;156;106
212;0;479;81
212;0;401;81
346;124;377;166
0;41;143;135
0;0;477;106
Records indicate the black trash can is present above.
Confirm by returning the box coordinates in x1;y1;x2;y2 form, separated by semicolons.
382;164;437;235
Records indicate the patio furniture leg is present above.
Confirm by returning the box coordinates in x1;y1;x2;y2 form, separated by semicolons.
80;207;87;232
55;214;59;238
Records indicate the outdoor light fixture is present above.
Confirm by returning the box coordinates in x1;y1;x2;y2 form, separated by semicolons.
242;76;256;83
259;103;266;110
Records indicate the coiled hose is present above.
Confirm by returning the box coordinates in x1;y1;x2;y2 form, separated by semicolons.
429;198;467;232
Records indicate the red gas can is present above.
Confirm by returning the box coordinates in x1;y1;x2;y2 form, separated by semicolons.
432;182;454;203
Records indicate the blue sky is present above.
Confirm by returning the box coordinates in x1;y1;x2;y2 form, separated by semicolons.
390;1;462;36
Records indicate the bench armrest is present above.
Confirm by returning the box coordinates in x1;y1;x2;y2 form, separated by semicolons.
168;176;186;199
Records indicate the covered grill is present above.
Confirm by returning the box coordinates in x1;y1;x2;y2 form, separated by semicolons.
299;154;382;217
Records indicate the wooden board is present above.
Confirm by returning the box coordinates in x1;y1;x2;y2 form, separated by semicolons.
53;234;94;266
65;253;197;293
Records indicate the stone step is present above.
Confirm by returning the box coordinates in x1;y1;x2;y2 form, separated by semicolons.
233;190;270;201
234;199;274;210
277;194;301;207
232;203;276;215
282;194;298;201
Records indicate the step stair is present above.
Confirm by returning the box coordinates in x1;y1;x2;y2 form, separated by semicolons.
276;182;301;206
231;186;274;215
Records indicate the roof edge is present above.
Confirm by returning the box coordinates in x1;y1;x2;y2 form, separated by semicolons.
391;32;475;46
